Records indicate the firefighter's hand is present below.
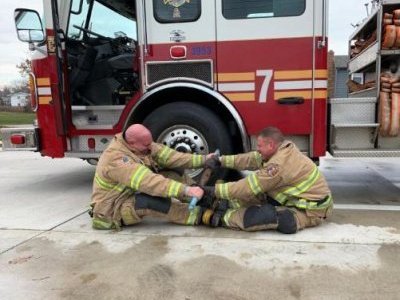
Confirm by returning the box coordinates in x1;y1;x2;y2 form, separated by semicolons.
185;186;204;199
205;156;221;169
205;152;216;160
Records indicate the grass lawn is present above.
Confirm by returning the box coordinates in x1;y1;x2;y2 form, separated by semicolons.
0;111;36;126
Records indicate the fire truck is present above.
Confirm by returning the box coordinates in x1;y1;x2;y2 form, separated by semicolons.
2;0;400;165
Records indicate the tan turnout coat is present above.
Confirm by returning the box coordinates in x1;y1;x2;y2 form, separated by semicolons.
91;133;205;229
215;141;333;214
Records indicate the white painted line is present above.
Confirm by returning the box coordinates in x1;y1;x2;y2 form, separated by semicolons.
218;82;255;92
274;80;327;90
334;204;400;211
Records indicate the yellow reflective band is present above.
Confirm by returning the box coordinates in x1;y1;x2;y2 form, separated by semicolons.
224;92;255;102
38;96;52;105
95;174;114;190
253;152;263;167
37;77;51;86
114;184;126;193
130;165;150;191
229;199;241;209
186;206;200;225
217;183;230;200
224;155;235;169
222;208;237;226
95;173;125;192
92;217;114;230
247;173;263;196
216;184;222;198
287;195;333;210
275;166;320;204
167;181;182;198
223;184;230;199
217;72;255;82
296;199;310;209
158;146;173;166
192;154;203;168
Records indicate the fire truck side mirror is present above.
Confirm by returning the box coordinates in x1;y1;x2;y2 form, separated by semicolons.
14;9;45;44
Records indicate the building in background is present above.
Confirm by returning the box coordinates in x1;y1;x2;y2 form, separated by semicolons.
10;92;29;107
0;95;11;106
333;55;349;98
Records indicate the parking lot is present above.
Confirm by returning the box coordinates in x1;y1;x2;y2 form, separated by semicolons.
1;151;400;299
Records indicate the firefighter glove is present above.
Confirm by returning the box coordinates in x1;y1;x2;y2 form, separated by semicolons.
196;186;216;208
204;156;221;169
203;186;215;197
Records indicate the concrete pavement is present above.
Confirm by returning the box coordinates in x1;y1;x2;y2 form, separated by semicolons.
1;151;400;299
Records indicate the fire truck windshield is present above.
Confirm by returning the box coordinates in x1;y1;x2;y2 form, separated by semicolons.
65;0;138;107
68;0;136;41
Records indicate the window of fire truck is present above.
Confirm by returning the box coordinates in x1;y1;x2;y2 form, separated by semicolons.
153;0;201;23
66;0;139;132
67;0;136;40
222;0;305;19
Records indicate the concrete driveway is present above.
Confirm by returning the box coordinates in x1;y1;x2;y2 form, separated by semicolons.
1;151;400;299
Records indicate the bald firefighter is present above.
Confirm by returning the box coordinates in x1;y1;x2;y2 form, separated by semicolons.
90;124;207;230
202;127;333;234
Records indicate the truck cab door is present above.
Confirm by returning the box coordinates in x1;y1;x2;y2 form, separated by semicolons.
139;0;216;90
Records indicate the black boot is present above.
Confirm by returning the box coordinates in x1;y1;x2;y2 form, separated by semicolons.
209;200;229;227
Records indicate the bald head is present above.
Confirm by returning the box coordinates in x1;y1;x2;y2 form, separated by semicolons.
124;124;153;154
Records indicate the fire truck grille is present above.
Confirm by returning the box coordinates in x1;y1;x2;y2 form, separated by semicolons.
146;61;212;86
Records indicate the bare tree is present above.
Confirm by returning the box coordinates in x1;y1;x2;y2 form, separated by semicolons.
16;58;32;77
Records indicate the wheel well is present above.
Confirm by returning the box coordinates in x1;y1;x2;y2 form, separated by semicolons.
126;86;246;152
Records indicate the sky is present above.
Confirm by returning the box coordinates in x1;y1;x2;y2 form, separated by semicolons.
0;0;367;89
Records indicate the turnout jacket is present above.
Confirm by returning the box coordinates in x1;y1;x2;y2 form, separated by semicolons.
215;141;332;210
91;133;206;228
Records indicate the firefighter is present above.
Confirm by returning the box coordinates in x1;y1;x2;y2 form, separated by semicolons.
90;123;207;230
203;126;333;234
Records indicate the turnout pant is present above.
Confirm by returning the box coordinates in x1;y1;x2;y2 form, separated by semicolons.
221;202;333;234
120;193;202;227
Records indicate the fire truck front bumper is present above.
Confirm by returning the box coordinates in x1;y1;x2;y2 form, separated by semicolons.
1;126;39;151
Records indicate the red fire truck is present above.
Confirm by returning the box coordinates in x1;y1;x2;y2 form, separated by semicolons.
4;0;399;164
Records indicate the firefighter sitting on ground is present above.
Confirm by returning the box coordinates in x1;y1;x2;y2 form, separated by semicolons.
90;124;208;230
201;126;333;234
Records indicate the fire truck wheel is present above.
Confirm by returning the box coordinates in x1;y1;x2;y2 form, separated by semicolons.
143;102;234;181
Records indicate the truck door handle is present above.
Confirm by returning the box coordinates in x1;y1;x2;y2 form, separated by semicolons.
277;97;304;105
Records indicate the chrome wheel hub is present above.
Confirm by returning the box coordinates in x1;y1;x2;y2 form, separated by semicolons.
157;125;209;177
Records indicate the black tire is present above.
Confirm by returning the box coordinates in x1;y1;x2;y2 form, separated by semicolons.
143;102;234;182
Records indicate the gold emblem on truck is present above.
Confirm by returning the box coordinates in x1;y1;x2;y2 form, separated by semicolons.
47;36;56;54
163;0;190;18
